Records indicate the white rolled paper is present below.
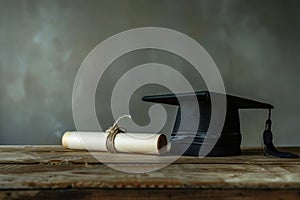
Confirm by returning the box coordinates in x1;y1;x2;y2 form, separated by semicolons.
62;131;168;155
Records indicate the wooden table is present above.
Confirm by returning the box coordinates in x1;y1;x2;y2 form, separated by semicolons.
0;146;299;199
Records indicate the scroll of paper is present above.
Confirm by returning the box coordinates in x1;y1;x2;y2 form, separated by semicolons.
62;131;168;155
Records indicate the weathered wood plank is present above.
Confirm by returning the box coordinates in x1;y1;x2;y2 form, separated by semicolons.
0;145;299;200
0;163;300;190
0;146;299;165
1;189;300;200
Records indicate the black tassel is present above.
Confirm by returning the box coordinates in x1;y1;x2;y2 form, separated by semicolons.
263;109;298;158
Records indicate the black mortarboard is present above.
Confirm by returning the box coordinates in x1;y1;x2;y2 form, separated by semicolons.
142;91;298;158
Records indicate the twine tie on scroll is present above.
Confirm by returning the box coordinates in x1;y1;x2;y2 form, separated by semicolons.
105;115;132;153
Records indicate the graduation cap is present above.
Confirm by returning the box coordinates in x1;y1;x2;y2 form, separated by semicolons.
142;91;298;158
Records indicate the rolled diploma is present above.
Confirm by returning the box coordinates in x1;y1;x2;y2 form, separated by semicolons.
62;131;167;155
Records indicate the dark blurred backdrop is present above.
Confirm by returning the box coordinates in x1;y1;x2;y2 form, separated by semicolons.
0;0;299;146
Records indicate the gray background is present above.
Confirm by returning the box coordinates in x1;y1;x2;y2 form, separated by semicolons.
0;0;299;146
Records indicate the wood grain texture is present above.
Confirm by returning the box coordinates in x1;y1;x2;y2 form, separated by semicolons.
0;146;299;199
1;189;300;200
